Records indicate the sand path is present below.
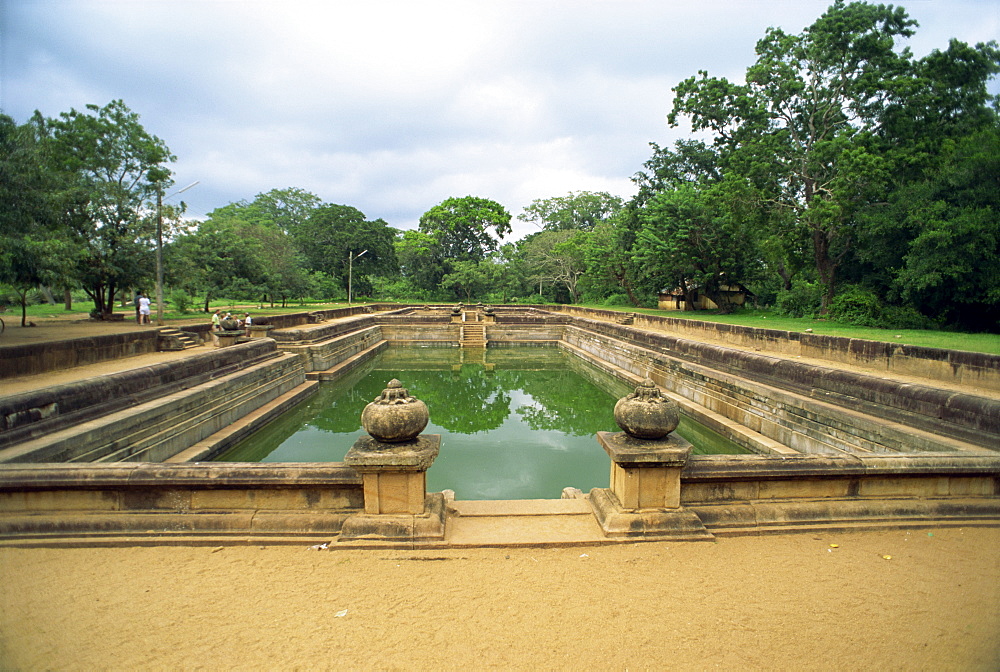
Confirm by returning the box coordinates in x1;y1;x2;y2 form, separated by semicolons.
1;527;998;670
2;314;998;669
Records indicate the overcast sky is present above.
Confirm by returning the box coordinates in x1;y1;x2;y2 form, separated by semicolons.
2;0;998;241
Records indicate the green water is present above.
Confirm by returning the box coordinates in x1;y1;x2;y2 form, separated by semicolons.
215;347;749;499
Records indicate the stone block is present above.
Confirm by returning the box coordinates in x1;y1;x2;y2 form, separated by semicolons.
757;478;852;500
361;471;426;514
947;477;997;497
121;489;192;511
0;489;119;513
189;488;359;511
680;480;759;504
857;476;950;498
588;488;714;540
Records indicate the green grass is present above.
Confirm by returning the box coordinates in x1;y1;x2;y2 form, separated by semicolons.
585;304;1000;356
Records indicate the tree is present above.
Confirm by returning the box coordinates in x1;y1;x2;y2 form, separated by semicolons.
418;196;512;262
669;1;918;310
45;100;175;317
295;204;398;297
518;191;623;232
395;229;446;295
893;124;1000;330
440;260;490;302
634;183;759;313
519;230;590;303
0;113;78;324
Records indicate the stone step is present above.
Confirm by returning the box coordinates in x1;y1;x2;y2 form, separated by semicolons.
445;498;608;546
158;328;203;351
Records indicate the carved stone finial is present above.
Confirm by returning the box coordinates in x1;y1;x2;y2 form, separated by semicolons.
360;379;429;442
613;378;679;439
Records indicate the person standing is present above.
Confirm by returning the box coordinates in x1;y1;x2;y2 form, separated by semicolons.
243;312;253;336
211;309;222;331
138;294;152;325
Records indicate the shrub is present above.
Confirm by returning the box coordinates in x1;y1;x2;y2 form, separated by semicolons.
774;280;823;318
602;293;631;307
170;289;194;315
828;285;883;326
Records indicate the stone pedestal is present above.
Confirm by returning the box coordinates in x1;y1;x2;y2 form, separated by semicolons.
345;434;439;514
212;331;242;348
246;325;274;339
589;430;712;540
339;434;446;541
600;430;689;509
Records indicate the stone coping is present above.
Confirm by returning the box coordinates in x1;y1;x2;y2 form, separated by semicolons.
0;462;362;488
596;431;692;466
682;453;1000;479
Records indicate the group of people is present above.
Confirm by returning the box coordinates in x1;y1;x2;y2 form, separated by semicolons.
211;309;253;335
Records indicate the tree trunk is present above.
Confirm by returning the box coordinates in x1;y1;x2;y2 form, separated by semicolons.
64;288;73;310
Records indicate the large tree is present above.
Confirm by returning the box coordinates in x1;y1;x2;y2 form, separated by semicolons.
294;204;398;297
635;182;760;313
518;191;623;232
45;100;175;317
669;1;917;310
418;196;512;263
0;113;78;324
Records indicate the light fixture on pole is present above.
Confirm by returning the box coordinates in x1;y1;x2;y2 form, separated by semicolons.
155;180;199;326
348;249;368;305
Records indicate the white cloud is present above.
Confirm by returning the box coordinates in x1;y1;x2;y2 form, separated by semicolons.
3;0;997;240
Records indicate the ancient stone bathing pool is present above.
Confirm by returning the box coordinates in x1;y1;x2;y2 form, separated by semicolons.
214;346;748;499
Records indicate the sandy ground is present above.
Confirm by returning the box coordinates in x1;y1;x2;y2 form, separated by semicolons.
3;315;1000;670
1;527;999;671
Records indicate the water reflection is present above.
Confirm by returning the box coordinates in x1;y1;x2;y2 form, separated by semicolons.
215;347;747;499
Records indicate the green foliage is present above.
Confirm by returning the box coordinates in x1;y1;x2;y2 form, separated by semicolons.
170;288;194;314
45;100;175;316
518;191;623;232
774;279;823;318
827;285;883;325
418;196;512;263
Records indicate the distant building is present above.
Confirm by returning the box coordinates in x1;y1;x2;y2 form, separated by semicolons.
658;283;753;311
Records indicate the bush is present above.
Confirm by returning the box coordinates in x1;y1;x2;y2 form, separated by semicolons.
828;285;882;326
602;293;631;307
774;280;823;318
828;285;939;329
880;306;938;330
170;289;194;315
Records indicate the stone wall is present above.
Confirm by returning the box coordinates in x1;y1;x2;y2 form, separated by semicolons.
681;453;1000;535
0;340;311;464
1;330;162;379
552;305;1000;392
0;462;363;538
562;317;1000;449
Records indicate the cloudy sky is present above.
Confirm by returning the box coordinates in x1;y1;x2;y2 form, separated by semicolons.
3;0;998;241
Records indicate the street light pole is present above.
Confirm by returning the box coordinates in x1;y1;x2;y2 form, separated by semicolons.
348;249;368;305
155;181;199;326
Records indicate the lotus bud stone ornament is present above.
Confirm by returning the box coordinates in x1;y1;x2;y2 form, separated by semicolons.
613;378;679;439
361;379;429;443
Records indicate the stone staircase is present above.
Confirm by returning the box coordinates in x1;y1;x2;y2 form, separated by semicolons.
460;321;487;348
157;328;203;352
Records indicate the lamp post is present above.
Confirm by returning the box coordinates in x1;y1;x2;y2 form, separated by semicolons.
348;249;368;305
155;181;199;326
